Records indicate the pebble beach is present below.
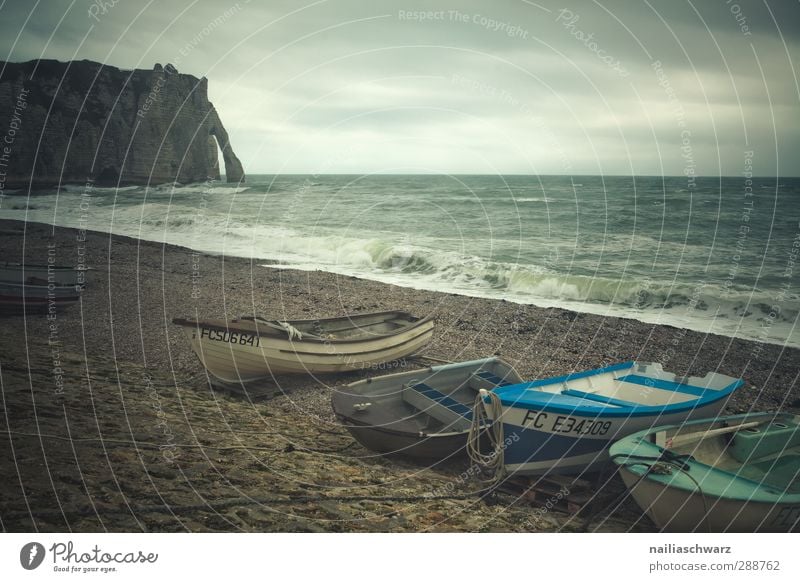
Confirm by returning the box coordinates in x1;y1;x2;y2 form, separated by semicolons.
1;218;798;533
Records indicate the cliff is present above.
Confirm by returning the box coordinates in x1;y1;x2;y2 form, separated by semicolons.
0;59;244;188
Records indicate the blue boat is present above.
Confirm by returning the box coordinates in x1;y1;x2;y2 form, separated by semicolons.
477;362;744;476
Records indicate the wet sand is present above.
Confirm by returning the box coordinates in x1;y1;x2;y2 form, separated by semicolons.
1;218;798;532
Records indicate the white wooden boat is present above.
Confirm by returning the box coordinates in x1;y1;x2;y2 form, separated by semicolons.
333;357;523;459
172;311;434;384
476;362;744;476
610;412;800;532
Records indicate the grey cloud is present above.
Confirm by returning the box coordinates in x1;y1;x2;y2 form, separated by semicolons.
1;0;797;175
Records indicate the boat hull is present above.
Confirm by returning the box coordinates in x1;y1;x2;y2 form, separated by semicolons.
495;401;729;476
342;423;473;459
617;467;800;532
1;263;80;286
484;361;743;476
0;282;81;311
175;312;434;383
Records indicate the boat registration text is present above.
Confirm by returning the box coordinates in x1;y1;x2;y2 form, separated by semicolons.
199;327;260;347
521;410;613;436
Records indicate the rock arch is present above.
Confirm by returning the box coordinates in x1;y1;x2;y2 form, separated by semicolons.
208;106;245;184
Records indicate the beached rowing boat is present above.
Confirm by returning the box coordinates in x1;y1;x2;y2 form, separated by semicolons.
475;362;744;476
333;357;523;459
172;311;434;383
610;412;800;532
0;262;80;287
0;281;81;311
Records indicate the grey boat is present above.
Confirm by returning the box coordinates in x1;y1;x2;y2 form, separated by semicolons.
332;357;523;460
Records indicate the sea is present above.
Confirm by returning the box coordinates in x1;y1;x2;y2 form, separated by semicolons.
2;174;798;347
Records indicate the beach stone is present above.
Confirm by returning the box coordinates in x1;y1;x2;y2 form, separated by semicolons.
1;219;797;532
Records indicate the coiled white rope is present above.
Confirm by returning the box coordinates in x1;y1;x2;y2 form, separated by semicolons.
467;389;506;485
278;321;304;341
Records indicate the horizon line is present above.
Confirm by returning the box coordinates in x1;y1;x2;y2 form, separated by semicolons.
231;173;800;179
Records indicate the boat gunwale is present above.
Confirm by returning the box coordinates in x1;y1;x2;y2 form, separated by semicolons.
494;385;741;418
1;262;78;271
342;357;504;390
172;311;434;345
490;362;744;419
276;329;433;357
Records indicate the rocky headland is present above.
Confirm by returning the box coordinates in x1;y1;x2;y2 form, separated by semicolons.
0;59;244;189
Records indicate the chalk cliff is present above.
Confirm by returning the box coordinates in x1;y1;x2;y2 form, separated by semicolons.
0;59;244;188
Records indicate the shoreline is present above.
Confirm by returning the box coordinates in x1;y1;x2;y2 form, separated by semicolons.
6;215;795;349
1;218;798;532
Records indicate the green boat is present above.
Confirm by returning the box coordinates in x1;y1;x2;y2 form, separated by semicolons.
610;412;800;532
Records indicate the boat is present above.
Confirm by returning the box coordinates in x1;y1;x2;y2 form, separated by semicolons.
0;262;83;312
475;361;744;476
609;412;800;532
0;281;81;311
333;357;523;459
1;262;80;287
172;311;434;384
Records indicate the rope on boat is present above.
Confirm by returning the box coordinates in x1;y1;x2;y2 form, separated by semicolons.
242;316;307;340
467;389;506;486
277;321;303;340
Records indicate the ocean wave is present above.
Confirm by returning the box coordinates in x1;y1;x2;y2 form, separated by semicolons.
423;195;550;204
271;232;799;328
243;229;799;328
199;186;251;194
154;184;250;195
60;184;141;194
4;174;798;347
503;268;798;326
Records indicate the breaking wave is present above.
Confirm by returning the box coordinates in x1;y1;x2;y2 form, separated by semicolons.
3;174;798;347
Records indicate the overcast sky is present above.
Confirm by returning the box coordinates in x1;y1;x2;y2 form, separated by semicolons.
1;0;798;175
